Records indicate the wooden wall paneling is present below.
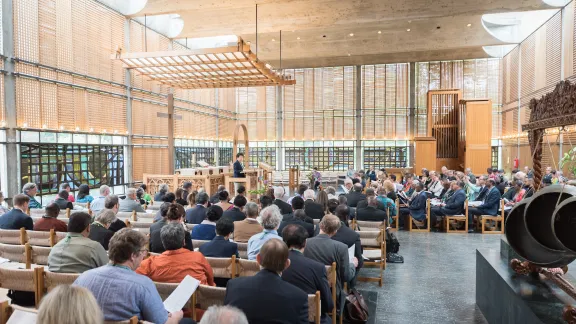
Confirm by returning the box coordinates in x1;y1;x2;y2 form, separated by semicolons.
461;100;492;175
414;137;437;172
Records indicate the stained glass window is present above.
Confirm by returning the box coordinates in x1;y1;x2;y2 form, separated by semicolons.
363;147;408;169
285;146;354;171
175;147;216;169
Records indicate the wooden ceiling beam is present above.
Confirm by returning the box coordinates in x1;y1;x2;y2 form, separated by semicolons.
135;66;257;75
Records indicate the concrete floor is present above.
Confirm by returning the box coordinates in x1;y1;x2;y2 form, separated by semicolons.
356;231;502;324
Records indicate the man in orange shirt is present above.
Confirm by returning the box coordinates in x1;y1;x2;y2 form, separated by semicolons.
137;223;215;287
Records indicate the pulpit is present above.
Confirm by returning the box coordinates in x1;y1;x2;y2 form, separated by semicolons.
259;162;273;184
224;169;262;202
288;167;300;195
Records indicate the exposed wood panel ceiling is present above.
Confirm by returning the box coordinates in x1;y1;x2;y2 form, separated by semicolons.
133;0;552;68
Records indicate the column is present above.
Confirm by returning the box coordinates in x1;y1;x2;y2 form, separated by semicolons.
215;89;220;166
1;0;20;198
167;93;175;174
124;19;133;185
409;62;416;168
276;85;284;171
355;65;362;169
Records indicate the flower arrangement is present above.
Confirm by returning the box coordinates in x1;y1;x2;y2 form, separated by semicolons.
560;147;576;179
248;178;270;195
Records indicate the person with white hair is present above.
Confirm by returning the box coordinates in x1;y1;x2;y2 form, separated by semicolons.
22;182;42;209
154;183;169;202
247;205;282;260
325;186;337;200
303;189;325;220
200;305;248;324
272;186;292;214
89;209;116;250
118;188;145;213
343;178;353;193
89;185;111;214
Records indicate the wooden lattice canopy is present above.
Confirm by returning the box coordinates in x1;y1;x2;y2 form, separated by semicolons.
112;38;295;89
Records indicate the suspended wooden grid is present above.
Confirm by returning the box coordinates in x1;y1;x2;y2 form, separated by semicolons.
111;38;295;89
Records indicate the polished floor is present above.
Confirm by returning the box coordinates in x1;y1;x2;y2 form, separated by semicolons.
356;231;502;324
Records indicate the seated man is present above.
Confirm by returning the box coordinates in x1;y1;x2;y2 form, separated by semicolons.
281;224;333;324
185;192;209;224
233;202;262;243
303;189;324;220
430;181;466;228
282;196;313;224
278;208;315;239
259;195;273;209
345;184;366;208
74;228;188;324
199;218;239;258
272;186;292;215
356;188;385;211
192;205;223;240
88;209;116;250
48;212;108;273
0;194;33;230
375;187;396;221
331;205;363;289
247;205;283;260
200;306;248;324
467;179;502;233
22;183;42;209
102;195;126;233
304;215;351;314
137;223;215;286
118;188;145;213
89;185;110;215
398;183;428;229
150;204;192;254
53;190;74;211
34;203;67;232
224;239;309;324
356;196;388;222
221;196;247;222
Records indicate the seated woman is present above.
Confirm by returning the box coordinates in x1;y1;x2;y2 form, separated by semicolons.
505;181;525;207
75;184;94;204
139;184;152;205
216;191;232;211
37;284;103;324
175;188;189;206
191;205;223;240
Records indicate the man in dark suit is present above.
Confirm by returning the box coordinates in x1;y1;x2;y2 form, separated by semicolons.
345;184;366;208
0;194;33;230
278;209;315;238
332;205;363;288
281;224;334;324
224;239;309;324
303;189;325;220
221;195;247;222
356;188;385;211
468;179;502;233
430;181;466;228
304;215;353;316
273;187;292;215
398;183;428;229
356;196;388;222
209;185;226;204
233;153;245;178
474;176;489;201
199;218;239;258
185;192;209;224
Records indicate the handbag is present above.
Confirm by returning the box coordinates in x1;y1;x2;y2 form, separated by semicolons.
343;288;369;323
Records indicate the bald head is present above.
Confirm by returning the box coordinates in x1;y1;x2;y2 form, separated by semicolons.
256;238;290;274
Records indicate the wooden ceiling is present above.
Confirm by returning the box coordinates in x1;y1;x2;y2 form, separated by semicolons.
132;0;553;68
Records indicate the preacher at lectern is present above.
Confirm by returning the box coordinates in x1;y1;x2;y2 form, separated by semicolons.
233;153;245;194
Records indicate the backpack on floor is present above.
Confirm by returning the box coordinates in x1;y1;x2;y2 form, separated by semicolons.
386;252;404;263
385;228;399;254
343;288;370;324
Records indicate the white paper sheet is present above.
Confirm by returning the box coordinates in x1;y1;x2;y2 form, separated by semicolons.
0;257;10;264
348;244;355;263
163;275;200;314
7;309;37;324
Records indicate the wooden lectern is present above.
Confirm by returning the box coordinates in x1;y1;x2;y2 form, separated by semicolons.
259;162;273;184
224;169;262;202
288;167;299;195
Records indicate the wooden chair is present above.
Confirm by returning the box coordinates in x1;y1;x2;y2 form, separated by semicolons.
0;229;25;245
308;291;321;324
191;285;227;321
325;262;337;324
154;281;194;317
54;232;67;244
445;199;469;233
206;256;236;280
408;198;430;232
348;219;356;231
192;240;210;251
355;220;382;232
237;242;248;259
130;221;151;229
0;243;27;264
185;224;196;232
116;212;136;221
25;229;56;247
0;300;38;324
0;267;39;306
147;204;161;211
480;200;505;234
389;198;400;231
236;259;259;277
26;244;51;267
103;316;140;324
357;229;385;287
35;267;80;303
313;219;320;226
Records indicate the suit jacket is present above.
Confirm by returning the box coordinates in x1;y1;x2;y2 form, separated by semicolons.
331;222;363;269
475;186;488;201
53;198;73;211
221;207;246;222
199;236;239;258
225;269;309;324
356;206;388;222
346;192;366;208
108;218;127;233
478;187;501;215
273;199;293;215
233;160;245;178
277;216;315;238
282;250;334;316
0;209;33;230
303;234;350;300
440;189;466;215
304;200;325;220
118;199;145;213
409;191;428;221
356;199;386;211
88;223;114;250
282;212;314;225
185;205;207;224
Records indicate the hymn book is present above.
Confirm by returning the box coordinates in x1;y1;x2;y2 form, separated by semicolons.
163;275;200;314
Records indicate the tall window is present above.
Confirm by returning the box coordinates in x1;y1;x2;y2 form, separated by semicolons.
491;147;499;169
363;147;408;169
175;147;216;169
284;142;355;171
20;144;124;204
